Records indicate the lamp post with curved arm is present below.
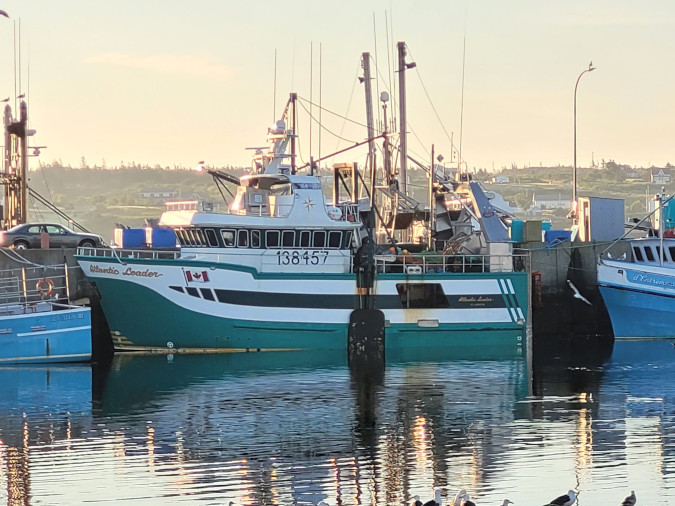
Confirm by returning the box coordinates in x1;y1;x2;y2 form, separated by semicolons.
572;62;595;220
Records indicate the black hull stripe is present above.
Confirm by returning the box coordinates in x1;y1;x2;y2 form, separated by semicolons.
206;288;508;310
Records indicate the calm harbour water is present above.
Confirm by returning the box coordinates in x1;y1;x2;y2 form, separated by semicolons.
0;338;673;505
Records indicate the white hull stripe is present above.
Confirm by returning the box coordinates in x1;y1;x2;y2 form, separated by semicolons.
17;325;91;338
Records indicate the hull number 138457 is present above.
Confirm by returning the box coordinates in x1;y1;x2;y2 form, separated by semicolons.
276;250;329;265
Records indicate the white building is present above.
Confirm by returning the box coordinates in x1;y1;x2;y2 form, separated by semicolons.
532;192;572;210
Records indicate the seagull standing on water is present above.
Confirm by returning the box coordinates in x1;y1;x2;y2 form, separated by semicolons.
620;490;636;506
462;495;476;506
566;280;592;305
546;489;577;506
423;489;443;506
451;489;467;506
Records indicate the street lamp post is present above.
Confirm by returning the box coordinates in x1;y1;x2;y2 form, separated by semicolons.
572;61;595;220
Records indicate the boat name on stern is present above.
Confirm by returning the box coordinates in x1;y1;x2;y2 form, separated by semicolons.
89;264;163;278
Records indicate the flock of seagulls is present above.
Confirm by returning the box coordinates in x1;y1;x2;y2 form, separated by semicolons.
405;488;637;506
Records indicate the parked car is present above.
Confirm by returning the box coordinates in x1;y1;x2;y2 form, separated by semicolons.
0;223;105;249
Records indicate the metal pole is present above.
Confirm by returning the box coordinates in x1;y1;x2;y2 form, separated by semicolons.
362;52;375;187
428;145;435;248
573;62;595;219
397;42;408;195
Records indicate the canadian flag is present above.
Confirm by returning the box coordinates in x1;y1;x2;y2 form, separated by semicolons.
184;270;210;283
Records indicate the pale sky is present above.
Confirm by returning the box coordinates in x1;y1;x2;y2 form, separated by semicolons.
2;0;674;172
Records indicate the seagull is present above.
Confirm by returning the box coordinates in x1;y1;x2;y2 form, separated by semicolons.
620;490;636;506
462;496;476;506
411;496;423;506
500;501;514;506
546;490;577;506
451;489;467;506
423;489;443;506
0;10;8;18
566;280;592;305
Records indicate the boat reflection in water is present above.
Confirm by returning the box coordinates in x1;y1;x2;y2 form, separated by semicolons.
0;364;93;504
96;342;529;506
1;337;675;504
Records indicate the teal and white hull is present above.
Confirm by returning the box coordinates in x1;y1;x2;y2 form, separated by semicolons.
76;254;528;352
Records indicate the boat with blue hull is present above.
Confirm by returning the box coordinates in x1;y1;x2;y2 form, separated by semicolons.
0;266;91;363
598;192;675;340
598;237;675;339
76;90;528;353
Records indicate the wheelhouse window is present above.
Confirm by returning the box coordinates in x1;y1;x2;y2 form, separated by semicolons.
645;247;655;262
266;230;280;248
181;229;194;246
186;229;198;246
299;230;311;248
237;230;249;247
633;246;643;262
194;229;207;247
669;246;675;261
313;231;326;248
396;283;449;309
342;231;353;249
328;231;342;248
282;230;295;248
221;229;235;247
205;228;219;247
251;230;261;248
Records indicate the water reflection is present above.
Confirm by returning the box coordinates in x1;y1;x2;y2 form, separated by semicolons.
0;339;674;504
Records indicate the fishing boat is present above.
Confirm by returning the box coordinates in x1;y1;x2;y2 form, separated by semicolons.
0;264;91;363
75;85;529;353
597;192;675;339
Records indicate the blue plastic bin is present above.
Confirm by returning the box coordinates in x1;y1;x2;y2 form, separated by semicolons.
510;220;524;242
114;228;145;248
146;228;177;248
544;229;572;242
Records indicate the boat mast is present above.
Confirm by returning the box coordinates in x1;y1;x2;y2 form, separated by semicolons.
290;92;297;174
362;52;376;198
397;41;408;195
2;100;28;228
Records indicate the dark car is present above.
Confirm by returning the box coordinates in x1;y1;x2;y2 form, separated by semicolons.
0;223;105;249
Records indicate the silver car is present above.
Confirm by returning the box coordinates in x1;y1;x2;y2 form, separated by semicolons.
0;223;104;249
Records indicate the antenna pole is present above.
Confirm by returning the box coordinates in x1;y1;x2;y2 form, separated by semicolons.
290;93;297;174
458;28;467;177
397;41;408;195
362;53;375;179
309;42;313;164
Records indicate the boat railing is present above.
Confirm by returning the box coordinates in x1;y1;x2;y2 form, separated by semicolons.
78;246;180;260
373;251;530;274
0;264;77;308
78;246;530;274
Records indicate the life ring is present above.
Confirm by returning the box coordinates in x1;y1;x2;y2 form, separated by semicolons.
36;278;54;297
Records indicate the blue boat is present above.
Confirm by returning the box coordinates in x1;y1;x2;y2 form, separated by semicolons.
0;266;91;363
598;193;675;339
